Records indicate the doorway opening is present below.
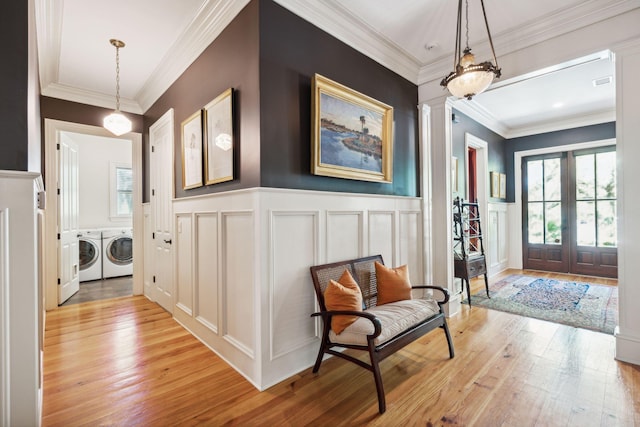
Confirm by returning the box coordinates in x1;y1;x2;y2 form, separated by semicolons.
522;145;617;278
467;147;477;203
60;131;134;305
43;119;143;311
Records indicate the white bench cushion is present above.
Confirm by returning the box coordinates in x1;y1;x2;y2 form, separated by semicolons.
328;298;441;346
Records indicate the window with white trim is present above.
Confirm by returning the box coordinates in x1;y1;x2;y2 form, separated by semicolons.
110;162;132;218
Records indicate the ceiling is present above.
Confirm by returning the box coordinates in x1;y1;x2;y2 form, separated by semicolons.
35;0;636;137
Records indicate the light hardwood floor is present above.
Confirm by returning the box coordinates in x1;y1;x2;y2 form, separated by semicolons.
42;270;638;426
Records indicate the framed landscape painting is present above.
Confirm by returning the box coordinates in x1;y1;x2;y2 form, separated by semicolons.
311;74;393;183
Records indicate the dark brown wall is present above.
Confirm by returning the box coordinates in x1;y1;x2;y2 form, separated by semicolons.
40;96;144;132
39;96;144;178
0;1;29;171
143;0;260;201
142;0;419;200
258;0;419;197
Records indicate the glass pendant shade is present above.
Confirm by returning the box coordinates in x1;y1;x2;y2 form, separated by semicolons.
104;39;131;136
440;0;501;100
104;111;132;136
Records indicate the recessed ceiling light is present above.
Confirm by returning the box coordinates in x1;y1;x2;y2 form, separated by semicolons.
552;102;564;108
593;76;613;87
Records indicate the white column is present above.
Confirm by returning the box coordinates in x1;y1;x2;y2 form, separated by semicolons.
421;94;459;316
0;171;42;426
614;39;640;365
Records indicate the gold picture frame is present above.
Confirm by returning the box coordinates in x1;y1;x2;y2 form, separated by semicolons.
490;171;500;198
204;88;234;185
499;173;507;199
311;74;393;183
181;110;203;190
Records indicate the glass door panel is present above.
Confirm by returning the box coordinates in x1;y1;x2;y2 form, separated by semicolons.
570;148;617;277
523;146;617;278
522;154;569;272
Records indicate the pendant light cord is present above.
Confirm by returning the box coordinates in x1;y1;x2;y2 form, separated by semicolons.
480;0;499;69
465;0;469;50
115;44;121;112
454;0;462;69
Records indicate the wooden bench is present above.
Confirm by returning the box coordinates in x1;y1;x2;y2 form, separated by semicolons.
309;255;455;414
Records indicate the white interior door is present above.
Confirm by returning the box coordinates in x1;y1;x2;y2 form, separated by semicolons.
58;134;80;304
149;109;175;312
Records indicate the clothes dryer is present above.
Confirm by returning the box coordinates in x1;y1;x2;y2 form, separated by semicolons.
102;228;133;278
78;229;102;282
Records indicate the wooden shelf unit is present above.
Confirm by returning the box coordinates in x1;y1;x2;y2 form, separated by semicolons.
453;197;489;306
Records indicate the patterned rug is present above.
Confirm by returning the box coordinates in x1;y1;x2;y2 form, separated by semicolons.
467;275;618;334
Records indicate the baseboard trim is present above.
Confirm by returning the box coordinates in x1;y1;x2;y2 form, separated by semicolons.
444;292;462;318
615;328;640;366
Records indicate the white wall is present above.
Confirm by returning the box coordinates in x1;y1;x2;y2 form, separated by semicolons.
615;39;640;365
169;188;424;390
0;171;42;426
63;132;132;230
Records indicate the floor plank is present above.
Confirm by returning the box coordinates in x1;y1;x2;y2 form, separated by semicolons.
43;271;638;426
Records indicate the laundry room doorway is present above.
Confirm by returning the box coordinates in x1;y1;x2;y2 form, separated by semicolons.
44;119;143;310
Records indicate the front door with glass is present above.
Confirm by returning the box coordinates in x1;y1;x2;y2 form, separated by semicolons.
522;147;617;278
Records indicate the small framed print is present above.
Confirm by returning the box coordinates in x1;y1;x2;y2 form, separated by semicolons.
181;110;203;190
204;88;234;185
499;173;507;199
490;171;500;198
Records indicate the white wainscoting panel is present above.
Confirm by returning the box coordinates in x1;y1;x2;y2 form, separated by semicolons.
326;211;363;262
399;211;423;282
487;202;509;276
368;211;395;265
487;209;499;267
222;211;255;359
194;212;219;333
171;188;423;391
175;214;193;316
0;171;41;426
269;211;319;360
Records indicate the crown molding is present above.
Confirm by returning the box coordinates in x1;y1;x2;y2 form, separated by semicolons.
34;0;63;92
452;100;509;138
273;0;421;84
136;0;251;112
41;83;143;114
505;109;616;139
418;0;639;85
454;98;615;139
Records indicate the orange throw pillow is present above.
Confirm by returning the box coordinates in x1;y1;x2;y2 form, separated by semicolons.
375;261;412;305
323;269;363;334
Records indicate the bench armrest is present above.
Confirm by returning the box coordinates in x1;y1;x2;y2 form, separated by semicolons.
411;285;450;305
311;310;382;338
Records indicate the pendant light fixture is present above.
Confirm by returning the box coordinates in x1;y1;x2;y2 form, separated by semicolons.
103;39;132;136
440;0;501;100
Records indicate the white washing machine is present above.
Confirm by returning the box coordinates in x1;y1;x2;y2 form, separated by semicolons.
78;229;102;282
102;228;133;278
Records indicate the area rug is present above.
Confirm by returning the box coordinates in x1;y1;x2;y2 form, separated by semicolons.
467;275;618;334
